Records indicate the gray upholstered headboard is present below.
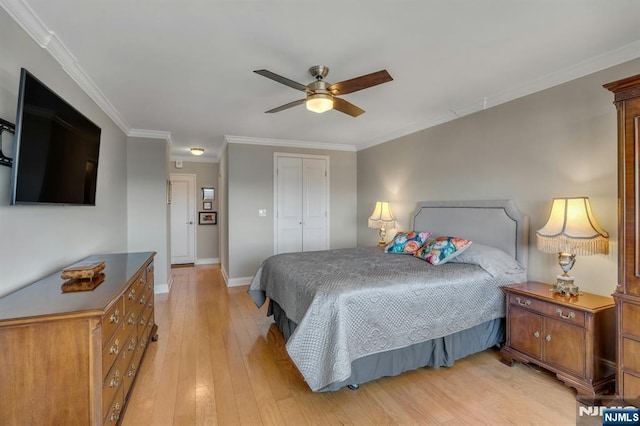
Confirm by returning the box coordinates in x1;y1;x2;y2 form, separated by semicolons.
411;200;529;267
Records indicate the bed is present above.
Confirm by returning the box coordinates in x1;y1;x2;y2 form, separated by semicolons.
248;200;529;392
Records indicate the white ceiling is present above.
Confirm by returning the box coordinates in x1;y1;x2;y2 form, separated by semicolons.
4;0;640;160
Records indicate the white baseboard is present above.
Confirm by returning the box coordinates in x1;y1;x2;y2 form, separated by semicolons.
196;257;219;265
226;276;253;287
220;265;253;287
155;283;170;294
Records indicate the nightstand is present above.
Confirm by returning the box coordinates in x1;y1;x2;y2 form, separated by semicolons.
500;282;616;398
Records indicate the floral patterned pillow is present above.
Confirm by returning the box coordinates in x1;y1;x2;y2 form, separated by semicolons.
384;231;432;254
414;236;472;265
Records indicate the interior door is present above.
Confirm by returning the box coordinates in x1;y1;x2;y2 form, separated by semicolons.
276;157;303;254
170;174;196;264
302;158;327;252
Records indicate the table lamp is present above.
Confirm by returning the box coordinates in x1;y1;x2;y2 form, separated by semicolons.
368;201;397;246
536;197;609;295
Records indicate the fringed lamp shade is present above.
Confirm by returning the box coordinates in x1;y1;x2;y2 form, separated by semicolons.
368;201;397;246
536;197;609;294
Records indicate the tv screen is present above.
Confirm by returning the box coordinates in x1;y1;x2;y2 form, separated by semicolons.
10;68;101;205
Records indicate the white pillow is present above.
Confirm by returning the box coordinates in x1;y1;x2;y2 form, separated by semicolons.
449;243;524;276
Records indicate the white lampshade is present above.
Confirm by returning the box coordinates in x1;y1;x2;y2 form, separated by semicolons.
536;197;609;256
306;94;333;113
190;147;205;156
368;201;397;229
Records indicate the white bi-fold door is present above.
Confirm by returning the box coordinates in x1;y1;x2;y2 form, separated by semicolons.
275;154;329;254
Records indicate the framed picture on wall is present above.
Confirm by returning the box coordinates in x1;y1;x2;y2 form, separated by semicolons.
199;211;217;225
202;187;215;200
203;201;212;210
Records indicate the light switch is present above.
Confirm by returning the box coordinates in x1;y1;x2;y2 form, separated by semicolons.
258;209;267;217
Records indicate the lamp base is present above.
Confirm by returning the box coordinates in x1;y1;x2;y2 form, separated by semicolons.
553;275;580;296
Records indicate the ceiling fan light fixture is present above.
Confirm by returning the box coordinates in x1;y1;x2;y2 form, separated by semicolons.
190;147;205;156
306;93;333;113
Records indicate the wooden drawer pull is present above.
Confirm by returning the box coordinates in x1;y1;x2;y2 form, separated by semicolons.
110;402;121;422
110;370;121;388
109;338;120;355
515;297;531;306
556;308;575;319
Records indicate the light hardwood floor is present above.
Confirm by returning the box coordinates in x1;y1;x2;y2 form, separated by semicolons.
122;264;579;425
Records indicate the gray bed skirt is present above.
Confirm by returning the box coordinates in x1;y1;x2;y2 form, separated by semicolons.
269;300;505;392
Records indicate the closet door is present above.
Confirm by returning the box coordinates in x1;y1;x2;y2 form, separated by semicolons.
276;157;303;254
275;154;329;254
302;158;328;252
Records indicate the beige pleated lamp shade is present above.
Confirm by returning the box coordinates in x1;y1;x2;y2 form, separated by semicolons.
368;201;397;229
536;197;609;255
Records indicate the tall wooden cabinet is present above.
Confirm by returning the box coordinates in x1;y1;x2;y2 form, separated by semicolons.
0;252;157;424
605;74;640;405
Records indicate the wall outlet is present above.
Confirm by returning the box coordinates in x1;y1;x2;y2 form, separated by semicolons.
258;209;267;217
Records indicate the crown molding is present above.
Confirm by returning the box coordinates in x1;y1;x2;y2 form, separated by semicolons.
1;0;131;133
128;128;174;146
358;39;640;151
224;135;356;152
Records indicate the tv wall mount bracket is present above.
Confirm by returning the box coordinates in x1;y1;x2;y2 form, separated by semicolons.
0;117;14;167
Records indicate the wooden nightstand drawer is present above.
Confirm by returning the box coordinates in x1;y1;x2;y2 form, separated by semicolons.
508;293;585;327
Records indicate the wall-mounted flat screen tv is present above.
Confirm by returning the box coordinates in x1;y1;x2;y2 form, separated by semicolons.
10;68;101;205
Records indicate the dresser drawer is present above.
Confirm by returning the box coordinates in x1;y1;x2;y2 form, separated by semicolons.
508;293;585;327
146;262;154;290
102;323;127;380
103;381;124;425
622;302;640;338
102;350;127;421
622;372;640;405
102;297;124;346
623;337;640;372
124;275;141;312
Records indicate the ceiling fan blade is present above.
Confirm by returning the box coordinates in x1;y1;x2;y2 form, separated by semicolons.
265;99;306;113
254;69;308;92
328;70;393;95
332;97;365;117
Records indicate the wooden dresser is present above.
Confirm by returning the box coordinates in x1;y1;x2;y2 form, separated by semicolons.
501;282;615;397
605;74;640;406
0;252;157;425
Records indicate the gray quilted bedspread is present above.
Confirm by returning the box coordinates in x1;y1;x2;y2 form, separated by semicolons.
248;246;526;391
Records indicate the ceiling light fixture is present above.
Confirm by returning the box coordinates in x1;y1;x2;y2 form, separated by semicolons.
190;147;205;156
306;93;333;113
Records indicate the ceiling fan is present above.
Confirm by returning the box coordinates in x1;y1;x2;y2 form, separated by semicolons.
253;65;393;117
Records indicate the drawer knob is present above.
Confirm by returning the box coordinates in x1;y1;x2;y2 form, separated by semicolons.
128;289;136;300
515;297;531;306
109;309;120;324
556;308;575;319
110;402;121;422
109;338;120;355
128;313;137;325
545;335;552;342
110;370;121;387
533;331;540;338
139;295;147;305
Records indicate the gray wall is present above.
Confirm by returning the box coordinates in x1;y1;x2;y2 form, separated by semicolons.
357;58;640;296
169;160;219;262
227;143;357;281
127;137;170;291
0;8;128;297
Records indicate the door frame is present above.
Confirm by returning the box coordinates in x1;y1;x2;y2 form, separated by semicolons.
170;173;197;264
273;152;330;254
